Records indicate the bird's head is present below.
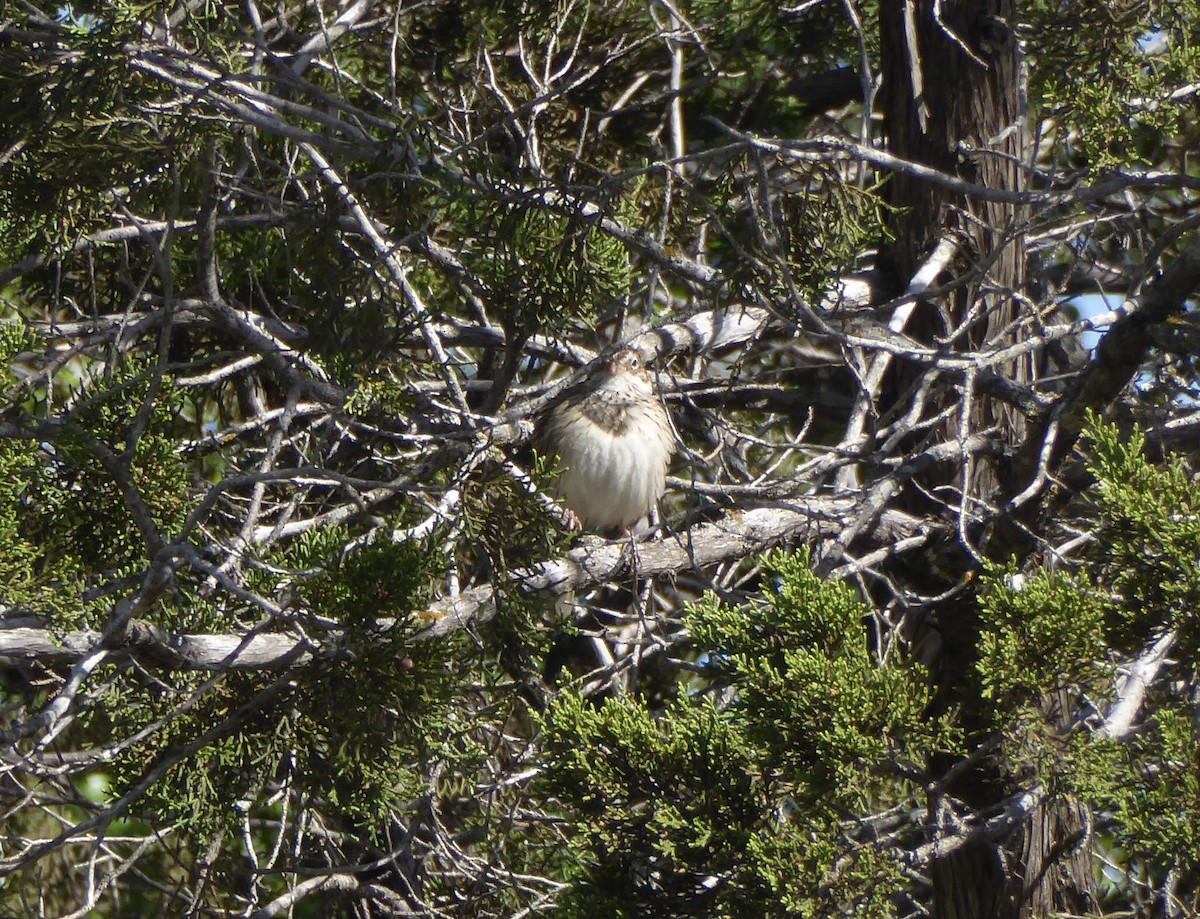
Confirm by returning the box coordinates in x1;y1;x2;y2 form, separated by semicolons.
605;347;648;378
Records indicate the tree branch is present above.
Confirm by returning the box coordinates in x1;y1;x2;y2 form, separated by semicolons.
0;500;921;672
1013;234;1200;495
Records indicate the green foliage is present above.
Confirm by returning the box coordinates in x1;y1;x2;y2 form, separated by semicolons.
977;564;1110;708
0;438;88;621
299;534;438;624
692;550;951;808
466;455;568;574
279;213;415;377
541;549;949;917
543;692;767;918
343;378;419;418
1085;413;1200;652
0;2;223;257
1071;706;1200;882
975;562;1113;802
678;0;876;135
1065;417;1200;880
972;416;1200;890
719;162;890;311
28;361;191;595
460;455;573;681
3;0;1200;913
1028;0;1200;171
0;322;84;615
99;539;457;842
0;353;192;626
292;540;457;831
1108;707;1200;873
456;195;632;339
0;316;42;370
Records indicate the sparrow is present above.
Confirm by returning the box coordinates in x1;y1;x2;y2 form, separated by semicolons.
542;347;674;535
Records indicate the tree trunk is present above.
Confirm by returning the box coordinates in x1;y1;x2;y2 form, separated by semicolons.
877;2;1097;916
879;0;1034;496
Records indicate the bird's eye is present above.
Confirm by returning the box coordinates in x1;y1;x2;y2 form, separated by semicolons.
628;356;640;368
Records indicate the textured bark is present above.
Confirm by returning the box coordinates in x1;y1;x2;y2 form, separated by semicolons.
1012;796;1095;918
879;0;1034;495
929;844;1010;919
878;2;1097;916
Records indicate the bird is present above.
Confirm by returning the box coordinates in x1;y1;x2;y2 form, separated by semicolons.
541;346;674;536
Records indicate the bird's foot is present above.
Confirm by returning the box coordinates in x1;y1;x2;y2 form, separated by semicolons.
619;529;641;573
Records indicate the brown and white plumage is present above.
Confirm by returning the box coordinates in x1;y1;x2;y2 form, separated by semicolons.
542;348;674;534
